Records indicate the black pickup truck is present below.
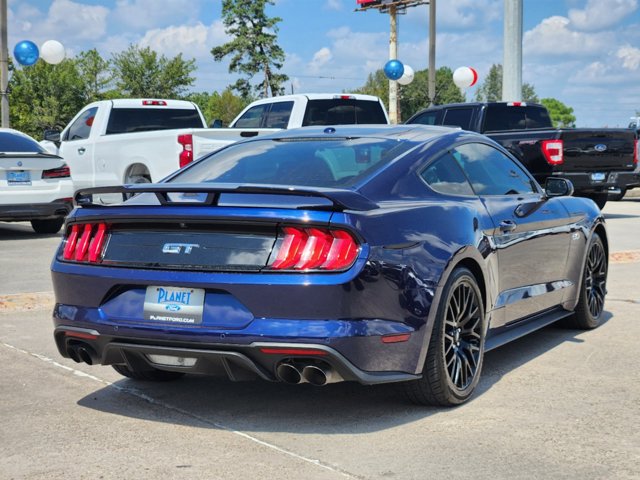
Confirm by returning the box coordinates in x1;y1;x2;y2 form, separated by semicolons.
406;102;639;208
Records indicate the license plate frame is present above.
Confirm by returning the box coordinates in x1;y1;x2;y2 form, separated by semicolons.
7;170;31;185
591;172;606;182
143;286;205;325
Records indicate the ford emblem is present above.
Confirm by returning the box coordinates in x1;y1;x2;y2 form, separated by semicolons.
17;161;23;167
594;144;607;152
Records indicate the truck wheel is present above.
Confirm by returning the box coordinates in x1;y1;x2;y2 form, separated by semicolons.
125;173;151;184
609;188;626;201
585;193;607;210
30;218;64;234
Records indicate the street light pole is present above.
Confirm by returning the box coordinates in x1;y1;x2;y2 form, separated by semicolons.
502;0;522;102
0;0;9;127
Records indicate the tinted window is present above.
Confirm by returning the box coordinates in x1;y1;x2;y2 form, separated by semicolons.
421;153;474;196
409;111;440;125
483;105;526;131
234;105;268;128
302;99;387;126
525;107;552;128
66;107;98;141
0;132;45;153
172;138;418;188
106;108;203;134
483;105;553;131
452;143;537;195
264;101;294;128
442;108;473;130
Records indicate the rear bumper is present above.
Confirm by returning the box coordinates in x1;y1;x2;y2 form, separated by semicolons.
0;199;73;221
549;171;638;193
53;323;421;385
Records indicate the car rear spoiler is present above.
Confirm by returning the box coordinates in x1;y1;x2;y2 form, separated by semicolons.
74;183;379;212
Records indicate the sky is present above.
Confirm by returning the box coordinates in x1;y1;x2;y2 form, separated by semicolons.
7;0;640;127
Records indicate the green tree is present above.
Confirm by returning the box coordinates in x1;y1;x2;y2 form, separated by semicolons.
207;89;250;126
474;64;538;103
212;0;288;99
541;98;576;127
352;67;464;121
8;60;85;138
76;49;115;103
112;45;196;98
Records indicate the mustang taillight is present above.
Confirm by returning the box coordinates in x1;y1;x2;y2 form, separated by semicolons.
541;139;564;166
62;223;109;263
268;227;360;271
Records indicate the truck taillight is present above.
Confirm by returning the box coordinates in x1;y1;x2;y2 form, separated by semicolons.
541;139;564;166
62;223;109;264
178;133;193;168
268;227;360;271
42;164;71;178
634;139;638;166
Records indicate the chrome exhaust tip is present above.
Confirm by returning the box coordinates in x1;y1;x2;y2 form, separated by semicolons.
276;362;303;384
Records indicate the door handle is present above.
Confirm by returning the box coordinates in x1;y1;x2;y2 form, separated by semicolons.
77;147;86;155
499;220;517;232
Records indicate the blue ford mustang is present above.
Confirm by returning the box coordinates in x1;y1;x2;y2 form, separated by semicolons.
51;125;608;406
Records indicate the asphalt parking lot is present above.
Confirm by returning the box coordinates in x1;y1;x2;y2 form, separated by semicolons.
1;198;639;480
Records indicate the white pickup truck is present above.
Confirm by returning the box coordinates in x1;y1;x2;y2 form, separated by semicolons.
43;94;388;191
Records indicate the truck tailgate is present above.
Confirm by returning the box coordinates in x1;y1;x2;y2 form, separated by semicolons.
561;129;636;172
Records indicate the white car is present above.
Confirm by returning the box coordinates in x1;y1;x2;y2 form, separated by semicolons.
0;128;74;234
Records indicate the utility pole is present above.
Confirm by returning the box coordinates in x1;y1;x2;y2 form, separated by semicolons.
356;0;429;123
502;0;522;102
0;0;9;127
388;4;398;123
428;0;436;106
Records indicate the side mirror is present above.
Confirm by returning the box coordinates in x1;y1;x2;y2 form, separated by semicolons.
545;177;574;197
43;129;61;144
209;119;223;128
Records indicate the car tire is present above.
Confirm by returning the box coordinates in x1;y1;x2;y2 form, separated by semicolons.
112;364;185;381
564;233;607;329
403;267;486;406
30;218;64;234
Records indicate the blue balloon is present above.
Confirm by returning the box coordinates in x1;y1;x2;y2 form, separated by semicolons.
384;59;404;81
14;40;39;66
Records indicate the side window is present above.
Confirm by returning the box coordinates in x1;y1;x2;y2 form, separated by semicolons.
234;104;268;128
263;101;294;129
420;153;475;196
452;143;537;196
65;107;98;141
442;108;473;130
409;111;440;125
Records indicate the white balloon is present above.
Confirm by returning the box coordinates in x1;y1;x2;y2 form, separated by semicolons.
40;40;65;65
397;65;415;85
453;66;478;89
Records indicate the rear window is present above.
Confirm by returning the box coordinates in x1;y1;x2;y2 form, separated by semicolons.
0;132;45;153
106;108;204;134
302;99;387;126
171;137;417;188
483;105;552;132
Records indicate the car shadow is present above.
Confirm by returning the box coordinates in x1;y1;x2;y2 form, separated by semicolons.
76;311;613;434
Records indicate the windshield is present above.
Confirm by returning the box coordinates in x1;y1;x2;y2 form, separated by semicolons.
0;132;46;153
171;137;417;188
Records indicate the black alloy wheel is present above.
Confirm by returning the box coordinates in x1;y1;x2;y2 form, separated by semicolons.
443;279;483;391
404;267;486;406
565;232;607;329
